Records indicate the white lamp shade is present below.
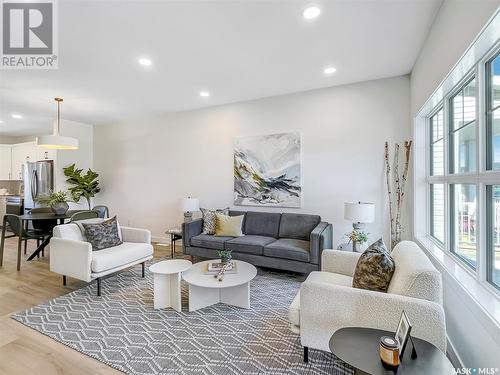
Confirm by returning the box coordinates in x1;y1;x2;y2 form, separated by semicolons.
344;202;375;223
37;135;79;150
182;197;199;212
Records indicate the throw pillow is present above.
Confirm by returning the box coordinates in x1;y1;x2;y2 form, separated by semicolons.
75;218;123;241
200;207;229;235
352;238;395;292
214;213;244;237
82;216;123;251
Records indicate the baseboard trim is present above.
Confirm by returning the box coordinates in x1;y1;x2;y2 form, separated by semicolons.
446;336;463;368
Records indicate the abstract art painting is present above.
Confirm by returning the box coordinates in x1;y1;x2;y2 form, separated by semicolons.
234;132;301;207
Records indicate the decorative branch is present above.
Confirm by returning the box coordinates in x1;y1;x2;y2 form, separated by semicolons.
384;142;395;247
384;140;412;249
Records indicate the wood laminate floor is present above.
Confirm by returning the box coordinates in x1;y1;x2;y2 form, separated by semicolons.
0;236;179;375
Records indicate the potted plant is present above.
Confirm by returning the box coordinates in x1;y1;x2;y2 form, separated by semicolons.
63;164;101;210
345;230;369;252
217;250;232;264
34;190;73;215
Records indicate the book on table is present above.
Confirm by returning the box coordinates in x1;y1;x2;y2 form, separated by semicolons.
205;262;237;274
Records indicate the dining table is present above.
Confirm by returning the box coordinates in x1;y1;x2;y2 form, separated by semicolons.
16;210;82;261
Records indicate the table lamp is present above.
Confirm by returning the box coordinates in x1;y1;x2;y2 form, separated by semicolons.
182;197;199;222
344;202;375;251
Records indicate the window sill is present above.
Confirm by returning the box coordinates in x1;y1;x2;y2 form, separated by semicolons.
414;236;500;328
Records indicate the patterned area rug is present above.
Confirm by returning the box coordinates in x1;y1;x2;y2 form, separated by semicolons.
12;264;353;375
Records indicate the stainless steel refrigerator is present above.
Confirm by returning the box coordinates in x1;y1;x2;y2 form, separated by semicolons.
23;160;54;211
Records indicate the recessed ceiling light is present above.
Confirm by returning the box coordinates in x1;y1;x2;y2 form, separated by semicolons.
303;6;321;20
199;91;210;98
11;114;23;119
324;66;337;75
138;58;152;66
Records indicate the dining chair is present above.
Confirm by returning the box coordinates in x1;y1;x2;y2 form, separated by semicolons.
70;210;99;222
29;207;58;257
92;205;109;219
0;214;47;271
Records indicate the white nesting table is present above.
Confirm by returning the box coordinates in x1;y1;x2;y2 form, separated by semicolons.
182;260;257;312
149;259;192;311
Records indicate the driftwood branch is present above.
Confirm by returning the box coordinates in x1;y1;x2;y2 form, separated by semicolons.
384;142;395;246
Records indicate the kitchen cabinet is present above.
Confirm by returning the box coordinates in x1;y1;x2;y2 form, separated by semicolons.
11;143;37;180
0;142;55;181
0;145;12;180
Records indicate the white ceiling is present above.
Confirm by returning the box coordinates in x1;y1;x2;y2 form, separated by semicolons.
0;0;442;136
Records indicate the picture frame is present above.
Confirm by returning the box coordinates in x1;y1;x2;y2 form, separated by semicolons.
395;310;412;357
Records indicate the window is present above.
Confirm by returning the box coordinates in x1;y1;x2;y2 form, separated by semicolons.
486;53;500;170
430;108;444;176
451;184;477;268
417;15;500;298
487;185;500;290
450;78;477;174
430;184;445;243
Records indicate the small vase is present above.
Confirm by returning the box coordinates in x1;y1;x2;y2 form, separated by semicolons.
51;202;69;215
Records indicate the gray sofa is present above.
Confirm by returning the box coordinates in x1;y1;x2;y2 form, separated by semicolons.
182;210;333;273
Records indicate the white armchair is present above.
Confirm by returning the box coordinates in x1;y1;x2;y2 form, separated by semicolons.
50;221;154;296
289;241;446;362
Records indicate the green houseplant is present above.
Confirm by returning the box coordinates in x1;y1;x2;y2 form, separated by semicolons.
34;190;72;215
63;164;101;210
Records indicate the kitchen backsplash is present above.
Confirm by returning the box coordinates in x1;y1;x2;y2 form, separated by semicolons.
0;180;23;195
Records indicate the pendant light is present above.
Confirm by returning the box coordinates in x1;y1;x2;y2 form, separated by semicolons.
37;97;79;150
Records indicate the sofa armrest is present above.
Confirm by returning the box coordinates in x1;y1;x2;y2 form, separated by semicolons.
121;226;151;243
321;249;361;276
300;280;446;352
310;222;333;265
182;219;203;248
49;238;93;282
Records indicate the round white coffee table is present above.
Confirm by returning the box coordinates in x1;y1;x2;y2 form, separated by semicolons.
149;259;192;311
182;260;257;312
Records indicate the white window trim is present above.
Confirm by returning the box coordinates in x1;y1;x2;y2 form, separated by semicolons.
413;7;500;325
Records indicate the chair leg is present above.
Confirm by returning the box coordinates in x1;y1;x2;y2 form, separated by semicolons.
17;237;22;271
97;278;101;296
141;262;145;278
24;239;27;255
303;346;309;363
63;275;66;286
0;221;6;267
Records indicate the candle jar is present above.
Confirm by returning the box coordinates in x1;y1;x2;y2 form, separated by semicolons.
379;336;400;368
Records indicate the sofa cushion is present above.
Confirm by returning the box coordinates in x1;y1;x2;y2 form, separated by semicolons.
306;270;354;287
190;234;233;250
353;238;395;292
279;213;321;241
225;235;276;255
244;211;281;238
91;242;153;273
264;238;310;262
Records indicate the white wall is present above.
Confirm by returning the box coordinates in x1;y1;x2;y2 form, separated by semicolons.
56;120;94;210
94;76;411;243
411;0;500;115
410;0;500;368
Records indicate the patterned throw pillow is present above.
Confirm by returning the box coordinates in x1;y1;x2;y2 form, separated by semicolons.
352;238;395;292
200;207;229;235
82;216;123;251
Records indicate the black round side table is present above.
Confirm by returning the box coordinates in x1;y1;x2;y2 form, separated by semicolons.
329;327;453;375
